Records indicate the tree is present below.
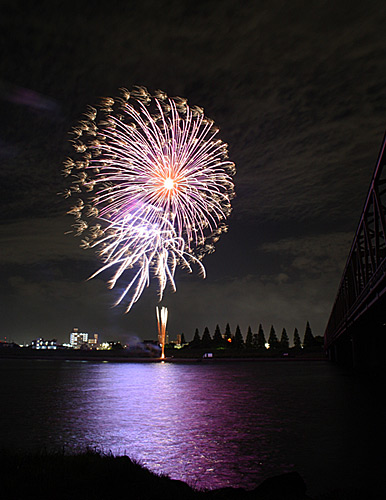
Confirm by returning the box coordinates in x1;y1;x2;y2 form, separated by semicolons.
233;325;244;348
201;326;212;348
293;328;301;349
245;326;253;349
268;325;279;349
303;321;315;349
212;324;223;347
190;328;201;348
224;323;232;346
280;328;289;350
254;324;266;350
180;333;186;345
108;341;124;350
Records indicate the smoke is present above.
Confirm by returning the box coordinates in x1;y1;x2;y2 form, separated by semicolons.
123;335;161;355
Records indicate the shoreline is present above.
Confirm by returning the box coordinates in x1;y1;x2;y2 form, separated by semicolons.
0;351;327;363
0;449;376;500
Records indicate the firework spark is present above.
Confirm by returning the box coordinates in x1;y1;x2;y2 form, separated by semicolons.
156;306;168;359
64;86;235;311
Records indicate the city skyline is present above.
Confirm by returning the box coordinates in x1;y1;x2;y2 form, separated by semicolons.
1;318;321;349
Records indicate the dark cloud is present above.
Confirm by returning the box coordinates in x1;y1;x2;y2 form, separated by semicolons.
0;218;85;264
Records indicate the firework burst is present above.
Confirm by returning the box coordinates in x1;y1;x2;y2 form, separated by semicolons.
64;86;235;311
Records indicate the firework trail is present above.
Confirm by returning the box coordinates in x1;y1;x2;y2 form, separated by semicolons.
156;306;168;359
63;86;235;311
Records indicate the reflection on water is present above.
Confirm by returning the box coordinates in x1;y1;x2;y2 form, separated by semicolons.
0;359;384;496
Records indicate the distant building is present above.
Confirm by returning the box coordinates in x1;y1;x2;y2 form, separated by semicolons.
31;338;57;350
69;328;99;349
88;334;99;347
70;328;88;348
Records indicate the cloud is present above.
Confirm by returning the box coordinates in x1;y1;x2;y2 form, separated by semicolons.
0;220;355;343
0;216;89;264
1;0;385;346
161;269;335;342
2;1;385;227
260;231;353;278
2;272;116;341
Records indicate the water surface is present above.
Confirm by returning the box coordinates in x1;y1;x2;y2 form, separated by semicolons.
0;359;384;496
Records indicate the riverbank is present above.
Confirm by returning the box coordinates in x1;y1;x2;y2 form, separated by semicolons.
0;346;327;363
0;449;369;500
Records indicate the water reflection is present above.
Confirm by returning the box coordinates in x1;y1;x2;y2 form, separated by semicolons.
87;363;292;488
54;362;287;488
0;359;383;495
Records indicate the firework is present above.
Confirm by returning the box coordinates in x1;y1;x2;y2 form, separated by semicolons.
64;86;235;311
156;306;168;359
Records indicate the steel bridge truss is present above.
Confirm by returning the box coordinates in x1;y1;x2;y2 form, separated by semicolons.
325;133;386;351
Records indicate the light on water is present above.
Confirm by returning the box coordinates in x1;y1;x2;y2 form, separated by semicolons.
0;359;384;496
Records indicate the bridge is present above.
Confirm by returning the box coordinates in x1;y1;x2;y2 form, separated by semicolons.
324;132;386;369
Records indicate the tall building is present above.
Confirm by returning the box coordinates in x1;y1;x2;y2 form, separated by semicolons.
70;328;88;348
69;328;99;349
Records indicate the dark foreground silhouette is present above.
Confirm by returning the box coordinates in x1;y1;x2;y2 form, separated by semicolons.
0;449;311;500
0;450;375;499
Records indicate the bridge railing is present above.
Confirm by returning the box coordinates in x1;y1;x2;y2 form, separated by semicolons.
325;132;386;349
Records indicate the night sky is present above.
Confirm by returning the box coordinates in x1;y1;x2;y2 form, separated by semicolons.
1;0;386;346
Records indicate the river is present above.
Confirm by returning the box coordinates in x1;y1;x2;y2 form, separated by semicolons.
0;358;384;497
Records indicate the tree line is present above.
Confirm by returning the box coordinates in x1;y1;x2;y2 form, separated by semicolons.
178;321;323;350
